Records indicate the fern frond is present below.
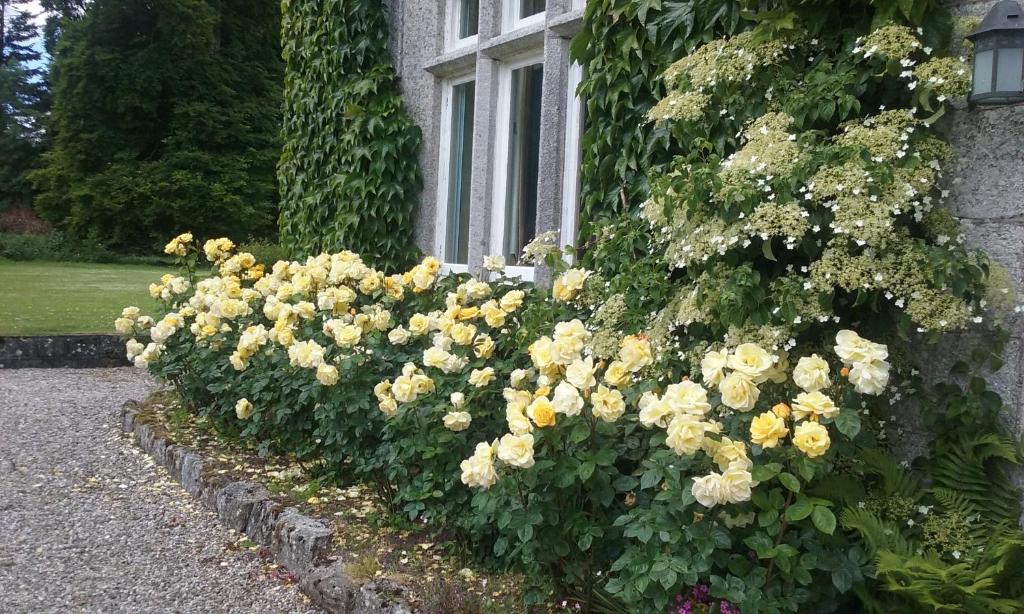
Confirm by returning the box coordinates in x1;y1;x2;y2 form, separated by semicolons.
930;433;1022;526
875;550;1023;613
841;507;913;557
859;448;923;501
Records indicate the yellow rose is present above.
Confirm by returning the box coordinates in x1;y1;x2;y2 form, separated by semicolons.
552;268;589;302
443;411;472;432
500;290;525;312
474;334;495;359
727;343;775;383
337;324;364;348
510;368;532;388
413;373;434;395
618;335;653;372
496;433;535;468
665;413;706;455
235;398;254;420
793;421;831;458
719;462;754;504
791;390;839;421
460;441;497;488
692;472;723;508
792;354;831;392
638;392;673;428
114;317;134;334
750;411;789;448
456;306;480;321
590;385;625;422
450;322;477;346
718;372;760;412
700;348;729;386
373;380;392;401
663;380;711;416
506;405;533;435
423;346;450;370
565;357;597;390
551;382;583;416
712;437;751;472
848;359;889;395
392;375;418;403
469;367;496;388
527;397;557;428
316;363;340;386
603;360;631;387
834;330;888;365
388;326;411;345
529;336;555;370
408;313;432;336
378;397;398;417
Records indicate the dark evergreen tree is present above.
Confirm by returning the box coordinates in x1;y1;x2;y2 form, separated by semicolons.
32;0;283;251
1;0;47;211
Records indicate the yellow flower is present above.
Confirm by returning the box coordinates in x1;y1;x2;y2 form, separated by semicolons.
500;290;525;312
665;413;706;455
700;349;728;386
793;421;831;458
551;381;583;416
692;472;723;508
460;441;497;488
316;363;339;386
726;343;775;383
552;268;590;302
618;335;653;372
392;375;418;403
456;306;480;321
480;300;506;327
529;336;556;370
408;313;432;336
750;411;789;448
497;433;535;468
719;462;754;504
163;233;192;256
834;330;888;365
450;322;477;346
235;398;254;420
663;380;711;416
565;357;597;390
473;334;495;359
527;397;557;428
791;390;839;421
603;360;631;387
712;437;751;472
718;372;760;412
388;326;411;345
378;397;398;417
443;411;472;432
469;367;496;388
792;354;831;392
590;385;625;422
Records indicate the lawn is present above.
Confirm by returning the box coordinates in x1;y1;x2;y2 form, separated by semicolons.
0;260;171;335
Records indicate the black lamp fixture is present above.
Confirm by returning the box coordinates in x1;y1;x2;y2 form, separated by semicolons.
967;0;1024;106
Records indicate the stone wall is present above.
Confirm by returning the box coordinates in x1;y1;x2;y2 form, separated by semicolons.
0;335;129;369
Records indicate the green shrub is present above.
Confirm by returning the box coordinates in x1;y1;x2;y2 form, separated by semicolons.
238;240;289;267
0;231;173;265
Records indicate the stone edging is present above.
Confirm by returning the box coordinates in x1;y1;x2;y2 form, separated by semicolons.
0;335;130;369
119;401;412;614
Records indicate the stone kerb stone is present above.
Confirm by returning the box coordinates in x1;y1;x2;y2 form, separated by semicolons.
120;402;412;614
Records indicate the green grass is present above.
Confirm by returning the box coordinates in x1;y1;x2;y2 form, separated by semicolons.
0;260;171;335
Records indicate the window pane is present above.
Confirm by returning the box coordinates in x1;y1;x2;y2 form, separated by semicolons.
446;81;475;264
974;49;994;96
459;0;479;38
996;47;1024;92
520;0;545;19
503;63;543;263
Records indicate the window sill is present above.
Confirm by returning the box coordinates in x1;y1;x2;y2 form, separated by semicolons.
480;21;546;61
424;45;479;78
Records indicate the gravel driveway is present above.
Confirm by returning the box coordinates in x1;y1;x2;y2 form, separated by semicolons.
0;368;319;614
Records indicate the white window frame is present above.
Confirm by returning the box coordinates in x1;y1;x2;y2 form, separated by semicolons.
559;61;584;261
502;0;546;33
490;51;545;282
444;0;479;51
572;0;586;10
436;72;477;275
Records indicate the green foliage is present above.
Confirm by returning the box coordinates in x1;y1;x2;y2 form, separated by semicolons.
31;0;283;252
1;0;48;211
0;231;171;264
277;0;421;272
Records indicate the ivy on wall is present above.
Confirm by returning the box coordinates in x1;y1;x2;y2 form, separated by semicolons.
278;0;421;271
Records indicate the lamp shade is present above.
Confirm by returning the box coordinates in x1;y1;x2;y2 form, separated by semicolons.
968;0;1024;104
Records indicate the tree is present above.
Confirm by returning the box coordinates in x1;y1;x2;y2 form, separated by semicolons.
32;0;283;252
1;0;47;211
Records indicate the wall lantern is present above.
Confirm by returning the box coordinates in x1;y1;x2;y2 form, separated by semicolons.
967;0;1024;105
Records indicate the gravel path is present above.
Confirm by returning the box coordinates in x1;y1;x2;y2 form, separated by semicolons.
0;368;320;614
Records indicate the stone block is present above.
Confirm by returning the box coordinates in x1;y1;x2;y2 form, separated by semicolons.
942;104;1024;221
247;499;285;547
215;481;271;532
179;453;205;497
272;507;333;573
